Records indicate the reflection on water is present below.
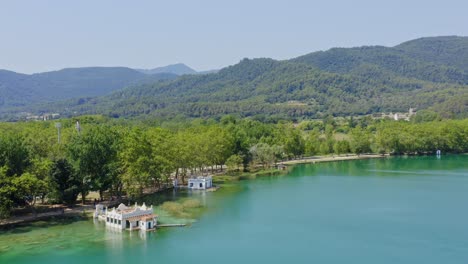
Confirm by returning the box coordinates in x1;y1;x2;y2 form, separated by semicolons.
0;215;161;261
104;224;125;250
1;155;467;264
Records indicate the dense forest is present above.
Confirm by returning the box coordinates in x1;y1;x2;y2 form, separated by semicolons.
2;36;467;121
0;68;181;110
1;115;467;218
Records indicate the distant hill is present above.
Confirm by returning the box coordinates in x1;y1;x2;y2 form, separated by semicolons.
1;36;467;120
395;36;468;72
198;69;219;75
0;70;40;108
293;40;468;85
136;63;197;75
0;67;177;110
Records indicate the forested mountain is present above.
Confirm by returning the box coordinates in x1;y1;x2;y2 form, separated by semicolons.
0;70;40;108
395;36;468;72
293;37;468;85
136;63;197;75
1;36;467;120
0;67;177;110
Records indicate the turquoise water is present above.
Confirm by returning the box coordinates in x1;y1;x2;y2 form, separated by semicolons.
1;155;467;263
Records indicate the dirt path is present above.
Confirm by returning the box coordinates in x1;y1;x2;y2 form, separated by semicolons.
0;200;125;228
281;154;387;165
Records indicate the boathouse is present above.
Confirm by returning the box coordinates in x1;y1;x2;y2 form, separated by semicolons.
95;202;157;231
188;176;213;190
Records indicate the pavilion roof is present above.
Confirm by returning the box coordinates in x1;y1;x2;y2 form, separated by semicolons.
125;214;157;222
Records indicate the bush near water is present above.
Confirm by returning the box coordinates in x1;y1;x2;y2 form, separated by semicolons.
160;199;202;218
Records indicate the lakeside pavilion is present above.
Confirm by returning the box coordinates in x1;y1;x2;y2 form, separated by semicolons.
188;176;213;190
95;202;157;231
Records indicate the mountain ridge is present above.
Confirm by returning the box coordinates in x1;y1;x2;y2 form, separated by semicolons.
135;63;197;75
1;36;467;120
0;66;181;110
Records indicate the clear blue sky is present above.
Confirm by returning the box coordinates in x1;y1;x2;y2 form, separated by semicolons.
1;0;467;74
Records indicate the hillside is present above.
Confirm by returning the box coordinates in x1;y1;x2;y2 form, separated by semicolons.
0;67;177;110
136;63;197;75
293;43;468;85
1;36;467;120
395;36;468;72
0;70;41;108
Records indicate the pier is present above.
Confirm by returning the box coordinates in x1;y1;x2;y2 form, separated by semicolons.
156;223;187;228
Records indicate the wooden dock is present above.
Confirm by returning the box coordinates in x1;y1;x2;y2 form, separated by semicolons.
156;223;187;228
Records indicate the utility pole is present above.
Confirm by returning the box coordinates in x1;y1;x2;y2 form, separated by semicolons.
55;122;62;144
76;121;81;135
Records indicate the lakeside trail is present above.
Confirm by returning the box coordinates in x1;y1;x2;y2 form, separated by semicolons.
0;201;117;228
0;154;386;228
281;154;387;165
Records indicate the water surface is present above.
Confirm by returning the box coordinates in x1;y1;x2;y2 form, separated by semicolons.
1;155;467;263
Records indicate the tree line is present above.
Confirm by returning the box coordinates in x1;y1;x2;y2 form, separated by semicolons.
1;115;467;217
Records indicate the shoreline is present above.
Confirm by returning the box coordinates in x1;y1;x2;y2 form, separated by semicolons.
0;154;389;228
0;200;125;228
281;154;388;165
0;153;440;228
0;206;94;229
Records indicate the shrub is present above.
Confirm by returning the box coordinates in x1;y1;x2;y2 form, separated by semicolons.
182;199;201;209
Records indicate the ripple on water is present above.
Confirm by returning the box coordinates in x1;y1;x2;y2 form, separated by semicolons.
1;156;467;264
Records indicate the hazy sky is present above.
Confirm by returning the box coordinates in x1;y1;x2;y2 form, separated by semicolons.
1;0;467;74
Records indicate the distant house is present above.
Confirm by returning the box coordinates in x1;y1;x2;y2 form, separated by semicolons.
381;108;416;122
25;112;61;121
188;176;213;190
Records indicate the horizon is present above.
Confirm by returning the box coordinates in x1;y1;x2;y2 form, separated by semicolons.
2;35;466;75
1;0;468;74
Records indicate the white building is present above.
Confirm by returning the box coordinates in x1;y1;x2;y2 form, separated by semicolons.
188;176;213;190
94;202;157;231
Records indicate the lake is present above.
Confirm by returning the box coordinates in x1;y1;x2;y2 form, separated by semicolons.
1;155;467;264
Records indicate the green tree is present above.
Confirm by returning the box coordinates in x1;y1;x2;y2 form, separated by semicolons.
68;126;119;203
375;122;405;154
28;158;53;203
333;140;350;155
226;154;243;172
349;126;372;155
0;166;16;218
120;128;172;197
0;133;30;177
171;131;196;183
411;110;441;123
12;173;47;206
49;159;80;205
305;129;320;156
319;141;331;155
283;128;305;158
250;143;281;168
147;128;175;188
